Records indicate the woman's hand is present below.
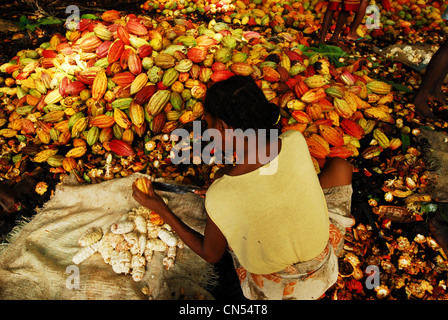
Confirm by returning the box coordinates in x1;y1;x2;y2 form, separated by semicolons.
133;178;228;265
193;181;212;198
132;179;169;216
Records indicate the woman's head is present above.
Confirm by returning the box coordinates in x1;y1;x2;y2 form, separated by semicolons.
202;75;280;132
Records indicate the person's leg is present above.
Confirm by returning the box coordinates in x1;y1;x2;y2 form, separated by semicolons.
318;157;353;189
0;182;16;213
328;9;350;49
413;37;448;118
425;39;448;104
318;9;336;44
346;0;369;40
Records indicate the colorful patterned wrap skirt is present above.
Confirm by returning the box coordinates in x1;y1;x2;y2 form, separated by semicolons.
229;184;355;300
327;0;361;12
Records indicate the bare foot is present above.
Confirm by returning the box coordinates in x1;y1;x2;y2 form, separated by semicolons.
328;38;350;52
428;91;448;105
346;33;360;41
428;212;448;259
412;99;437;119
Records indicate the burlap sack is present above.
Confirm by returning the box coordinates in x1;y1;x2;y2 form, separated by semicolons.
0;173;216;300
417;129;448;202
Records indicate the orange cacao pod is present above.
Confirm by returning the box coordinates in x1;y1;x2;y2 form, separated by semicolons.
340;119;365;140
90;114;116;129
111;72;135;87
294;81;309;98
116;25;131;45
300;88;326;103
210;70;235;82
291;110;312;124
319;124;344;147
102;10;121;22
262;66;280;82
128;52;142;75
306;104;322;121
126;20;148;36
162;120;179;133
79;35;102;52
187;47;207;63
62;157;78;172
135;178;149;194
328;145;354;159
333;97;354;119
309;133;330;154
306;137;330;159
129;101;145;128
179;110;196;124
230;62;254;76
108;40;125;64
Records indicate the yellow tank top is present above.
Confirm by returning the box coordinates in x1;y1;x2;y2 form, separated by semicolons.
205;130;329;274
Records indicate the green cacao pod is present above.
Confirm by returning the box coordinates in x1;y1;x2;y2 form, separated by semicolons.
146;90;170;116
162;68;179;87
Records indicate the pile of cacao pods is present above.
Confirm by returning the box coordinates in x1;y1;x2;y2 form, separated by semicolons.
141;0;448;39
0;9;406;186
0;3;447;301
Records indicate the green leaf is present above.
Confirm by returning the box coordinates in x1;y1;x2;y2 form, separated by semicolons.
18;15;31;29
401;132;410;153
19;15;30;24
81;14;101;20
420;125;435;132
297;44;347;67
295;44;309;53
384;80;412;93
39;17;62;25
25;24;36;32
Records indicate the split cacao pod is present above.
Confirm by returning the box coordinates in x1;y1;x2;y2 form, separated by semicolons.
135;177;149;194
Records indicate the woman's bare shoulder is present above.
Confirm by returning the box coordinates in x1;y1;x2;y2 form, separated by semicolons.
214;166;232;180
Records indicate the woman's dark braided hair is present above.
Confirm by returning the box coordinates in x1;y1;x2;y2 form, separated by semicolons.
203;76;280;133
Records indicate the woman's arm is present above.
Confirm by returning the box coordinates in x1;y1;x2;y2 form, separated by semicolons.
132;180;228;264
